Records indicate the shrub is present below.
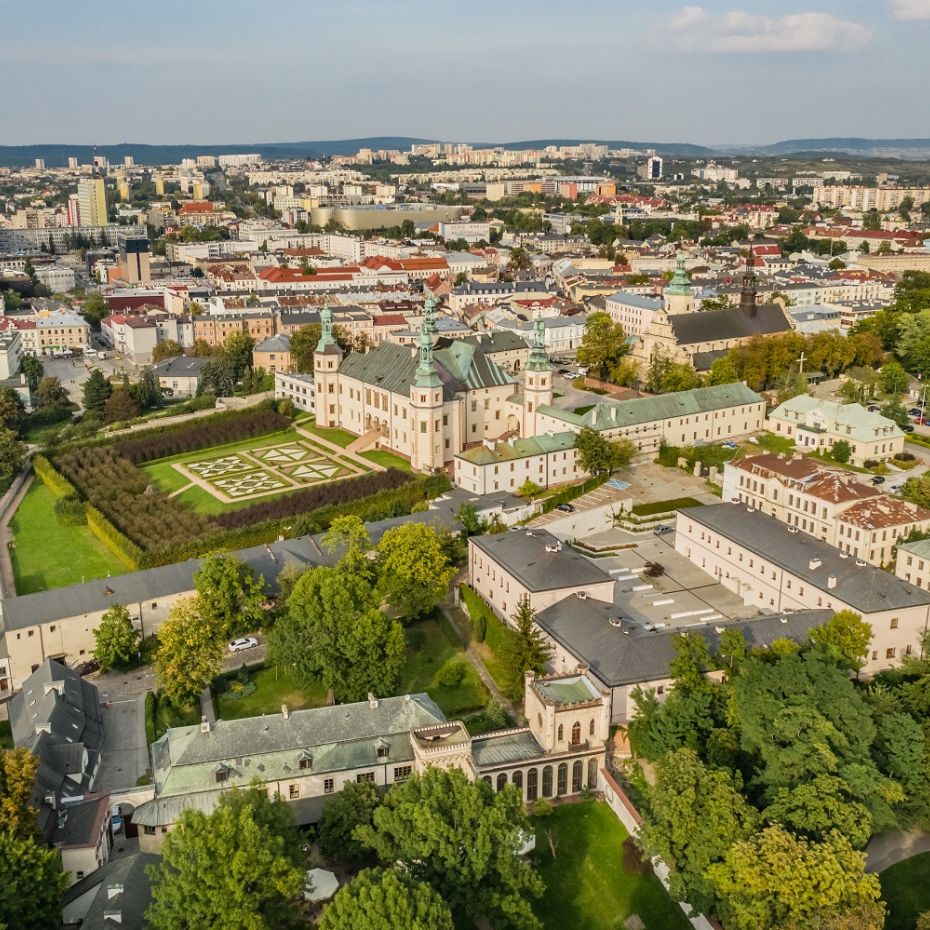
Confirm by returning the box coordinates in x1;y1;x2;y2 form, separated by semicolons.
144;691;156;746
436;659;467;687
32;454;77;499
53;496;86;525
622;837;649;876
531;799;553;818
863;458;879;468
895;451;916;462
472;606;487;643
86;506;144;569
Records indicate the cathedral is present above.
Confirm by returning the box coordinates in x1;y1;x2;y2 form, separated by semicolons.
314;299;554;471
628;255;794;373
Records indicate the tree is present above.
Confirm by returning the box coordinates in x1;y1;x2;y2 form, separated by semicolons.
638;748;758;915
357;767;543;930
576;312;629;382
289;324;322;373
707;355;740;386
152;597;225;707
224;332;255;382
0;748;40;838
0;428;24;484
880;361;910;396
318;781;381;863
146;786;304;930
502;596;552;699
0;831;68;930
707;826;882;930
881;398;911;430
81;291;107;328
34;376;71;415
20;355;43;392
152;339;182;362
194;553;266;639
574;426;634;475
319;869;454;930
903;474;930;509
809;611;873;671
507;246;533;274
133;367;163;410
270;564;404;703
376;523;456;620
831;439;852;464
717;627;748;677
829;257;847;270
93;604;141;671
104;388;141;423
82;368;112;417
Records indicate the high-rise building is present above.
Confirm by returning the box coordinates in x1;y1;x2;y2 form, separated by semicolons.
118;234;152;284
123;155;134;167
67;157;79;169
637;155;663;180
76;177;108;226
34;158;45;171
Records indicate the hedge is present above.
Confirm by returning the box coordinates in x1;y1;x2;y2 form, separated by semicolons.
459;583;512;653
53;496;87;526
630;497;702;517
32;454;78;499
86;505;143;570
539;473;610;515
144;691;156;746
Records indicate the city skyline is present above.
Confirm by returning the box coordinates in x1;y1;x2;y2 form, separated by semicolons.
4;0;929;146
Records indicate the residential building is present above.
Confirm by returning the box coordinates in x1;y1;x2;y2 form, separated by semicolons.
274;371;315;413
76;178;108;227
766;396;904;465
34;311;91;355
535;382;765;456
604;291;663;336
62;853;158;930
896;538;930;593
723;454;930;566
675;503;930;674
0;329;22;379
454;432;580;495
253;334;292;373
10;660;110;884
151;356;211;397
33;264;77;292
118;235;152;284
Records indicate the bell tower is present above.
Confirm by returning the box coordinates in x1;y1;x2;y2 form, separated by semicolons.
740;255;758;317
664;254;695;314
523;314;553;437
313;304;343;428
409;321;445;472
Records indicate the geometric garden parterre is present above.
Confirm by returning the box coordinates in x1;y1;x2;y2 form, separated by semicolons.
175;439;369;502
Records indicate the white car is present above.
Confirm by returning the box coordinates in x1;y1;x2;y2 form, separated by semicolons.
228;637;259;653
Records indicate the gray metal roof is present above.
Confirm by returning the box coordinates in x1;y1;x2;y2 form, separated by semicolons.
469;530;613;593
64;852;159;930
669;303;792;345
472;729;546;768
681;503;930;613
151;356;211;377
535;597;832;688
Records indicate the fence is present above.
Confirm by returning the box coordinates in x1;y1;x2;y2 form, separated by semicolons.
600;767;721;930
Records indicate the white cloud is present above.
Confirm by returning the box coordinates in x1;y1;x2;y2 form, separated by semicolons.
664;6;872;52
890;0;930;20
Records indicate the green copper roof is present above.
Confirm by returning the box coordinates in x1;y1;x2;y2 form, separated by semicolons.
455;431;577;466
315;303;339;353
666;254;692;297
415;322;442;389
527;314;553;372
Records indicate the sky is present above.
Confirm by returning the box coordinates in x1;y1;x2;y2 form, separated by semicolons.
2;0;930;147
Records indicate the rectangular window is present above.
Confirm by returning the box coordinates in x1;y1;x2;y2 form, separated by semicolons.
289;784;299;799
891;618;899;630
144;825;156;836
394;765;412;782
356;772;375;783
886;647;897;659
324;779;335;794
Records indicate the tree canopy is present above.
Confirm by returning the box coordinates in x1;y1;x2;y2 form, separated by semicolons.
93;603;141;671
194;553;266;639
575;311;630;383
376;523;455;620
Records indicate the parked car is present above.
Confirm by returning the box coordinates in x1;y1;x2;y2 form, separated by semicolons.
909;408;923;417
867;404;881;413
747;436;759;444
654;524;673;535
721;441;738;450
871;475;885;485
111;805;124;834
915;418;928;426
904;425;916;433
890;483;904;493
75;659;100;677
556;503;575;513
228;636;259;653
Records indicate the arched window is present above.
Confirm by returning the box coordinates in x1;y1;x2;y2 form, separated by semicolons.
557;724;563;742
572;760;583;793
497;773;508;792
587;757;598;790
527;768;538;801
571;721;581;745
513;770;523;794
542;765;553;798
557;763;568;797
589;718;595;736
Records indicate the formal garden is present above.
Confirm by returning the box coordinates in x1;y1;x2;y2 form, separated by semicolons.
13;402;449;587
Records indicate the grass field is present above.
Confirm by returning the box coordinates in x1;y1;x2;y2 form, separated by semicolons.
880;851;930;930
531;802;692;930
360;449;412;472
745;432;795;455
301;420;358;448
216;664;328;720
151;694;201;741
399;614;489;718
10;482;127;594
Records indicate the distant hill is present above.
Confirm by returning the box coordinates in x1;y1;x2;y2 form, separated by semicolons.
725;138;930;159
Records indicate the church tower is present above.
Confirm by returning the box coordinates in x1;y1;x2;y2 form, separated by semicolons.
739;255;758;317
523;314;554;437
423;295;439;339
664;254;695;314
409;321;445;472
313;304;343;428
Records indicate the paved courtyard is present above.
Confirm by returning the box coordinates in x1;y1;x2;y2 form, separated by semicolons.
95;697;150;791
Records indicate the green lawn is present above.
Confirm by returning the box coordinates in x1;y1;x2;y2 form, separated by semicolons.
216;664;328;721
360;449;413;472
880;851;930;930
745;432;795;455
399;614;489;718
301;420;358;448
531;802;692;930
10;482;127;594
151;694;201;741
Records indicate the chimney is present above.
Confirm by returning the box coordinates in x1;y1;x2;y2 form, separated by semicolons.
200;716;211;733
808;558;822;570
368;693;379;709
827;575;837;589
281;704;289;719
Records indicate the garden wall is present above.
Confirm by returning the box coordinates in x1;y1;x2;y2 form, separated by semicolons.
601;768;720;930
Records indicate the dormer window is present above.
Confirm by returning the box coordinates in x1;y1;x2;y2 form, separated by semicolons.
215;765;229;783
298;753;313;771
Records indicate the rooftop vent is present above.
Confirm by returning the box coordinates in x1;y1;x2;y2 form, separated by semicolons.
545;542;562;553
576;592;589;601
368;693;379;709
200;716;210;734
855;559;866;567
788;526;799;534
827;575;837;589
808;558;822;570
281;705;289;719
608;616;623;628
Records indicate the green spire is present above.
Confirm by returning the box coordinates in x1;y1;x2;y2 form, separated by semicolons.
316;303;338;352
527;314;553;372
423;296;438;336
666;254;692;297
415;320;441;388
